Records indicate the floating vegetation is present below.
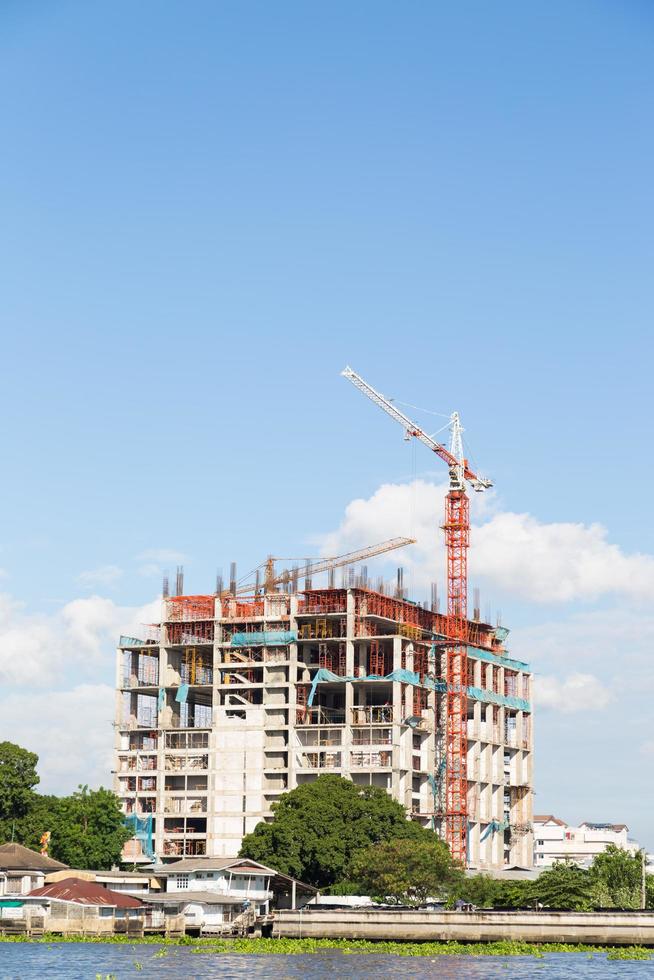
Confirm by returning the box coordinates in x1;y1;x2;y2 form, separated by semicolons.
1;935;651;959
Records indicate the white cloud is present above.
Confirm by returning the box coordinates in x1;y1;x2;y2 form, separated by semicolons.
76;564;123;588
0;684;115;793
320;479;654;604
0;592;161;686
535;673;613;713
473;513;654;603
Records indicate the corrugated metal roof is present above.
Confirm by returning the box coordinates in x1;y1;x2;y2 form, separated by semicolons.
29;877;143;908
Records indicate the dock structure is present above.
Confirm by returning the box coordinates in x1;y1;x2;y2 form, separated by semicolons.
115;575;533;871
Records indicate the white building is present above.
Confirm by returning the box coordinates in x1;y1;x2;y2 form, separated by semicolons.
146;856;315;933
533;815;639;867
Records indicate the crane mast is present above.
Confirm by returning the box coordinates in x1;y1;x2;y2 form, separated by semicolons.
341;366;492;866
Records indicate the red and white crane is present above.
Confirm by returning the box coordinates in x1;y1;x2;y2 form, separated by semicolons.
341;366;492;865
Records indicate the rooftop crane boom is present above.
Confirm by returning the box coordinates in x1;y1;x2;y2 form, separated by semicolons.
341;367;492;492
341;365;493;867
234;536;416;596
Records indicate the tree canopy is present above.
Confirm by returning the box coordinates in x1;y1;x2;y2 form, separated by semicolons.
351;836;462;904
0;742;130;870
454;848;653;912
239;774;436;887
529;861;594;911
0;741;39;828
42;786;132;870
588;844;643;909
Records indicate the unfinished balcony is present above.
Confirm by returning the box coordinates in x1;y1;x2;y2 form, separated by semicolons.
164;797;207;815
164;731;209;750
350;749;392;769
296;750;342;771
296;728;343;749
295;705;346;726
164;753;209;772
351;705;394;725
163;837;207;858
121;651;159;690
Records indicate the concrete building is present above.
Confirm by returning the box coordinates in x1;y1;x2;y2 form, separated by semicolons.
114;584;533;871
533;815;639;867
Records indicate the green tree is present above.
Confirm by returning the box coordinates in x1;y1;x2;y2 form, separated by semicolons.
240;774;434;888
0;741;39;832
646;875;654;910
453;873;502;908
350;836;462;905
44;786;131;870
528;861;593;911
589;845;644;909
0;743;130;870
9;794;64;850
491;879;532;909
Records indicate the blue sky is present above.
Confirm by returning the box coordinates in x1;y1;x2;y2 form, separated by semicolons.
0;2;653;847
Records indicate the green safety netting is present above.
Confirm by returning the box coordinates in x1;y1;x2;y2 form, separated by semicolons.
124;813;154;859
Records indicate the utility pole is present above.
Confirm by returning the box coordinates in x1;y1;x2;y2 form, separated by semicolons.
642;850;647;910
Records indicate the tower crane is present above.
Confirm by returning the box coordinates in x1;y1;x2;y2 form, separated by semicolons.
232;537;416;597
341;366;492;866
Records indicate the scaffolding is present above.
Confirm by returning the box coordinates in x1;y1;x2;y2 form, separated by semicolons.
167;596;215;621
181;648;212;685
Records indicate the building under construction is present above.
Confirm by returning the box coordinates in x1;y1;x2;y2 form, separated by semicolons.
114;554;533;871
115;368;533;871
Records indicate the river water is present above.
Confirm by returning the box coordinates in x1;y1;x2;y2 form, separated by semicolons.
0;945;653;979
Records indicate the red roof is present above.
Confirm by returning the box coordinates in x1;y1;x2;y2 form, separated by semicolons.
533;814;567;827
29;877;143;909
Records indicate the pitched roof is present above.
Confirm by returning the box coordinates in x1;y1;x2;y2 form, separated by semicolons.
0;842;67;872
154;856;276;876
533;814;567;827
29;877;143;908
45;868;159;886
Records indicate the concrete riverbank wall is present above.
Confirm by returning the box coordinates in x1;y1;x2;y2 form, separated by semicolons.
273;908;654;946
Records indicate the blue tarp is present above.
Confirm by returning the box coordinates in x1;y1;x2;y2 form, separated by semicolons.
231;630;297;647
175;683;190;704
306;667;447;706
307;668;531;712
480;819;510;842
467;647;529;672
157;688;166;711
467;686;530;712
